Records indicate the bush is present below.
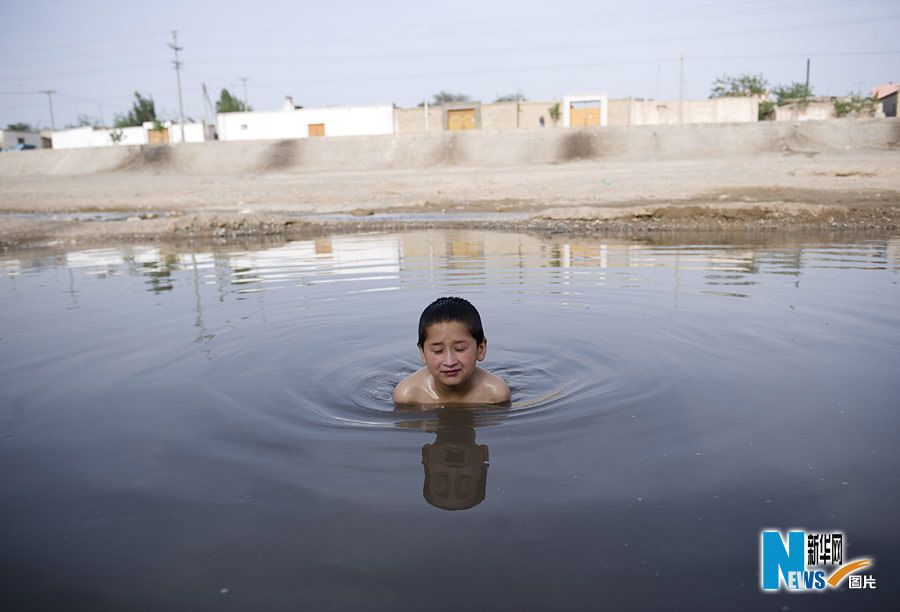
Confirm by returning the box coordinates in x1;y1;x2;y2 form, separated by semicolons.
758;101;775;121
548;102;560;124
834;94;876;117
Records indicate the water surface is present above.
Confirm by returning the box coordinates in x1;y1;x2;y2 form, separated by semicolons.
1;230;898;610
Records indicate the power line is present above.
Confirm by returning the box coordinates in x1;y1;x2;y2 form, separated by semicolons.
178;0;889;40
3;32;166;57
183;14;900;67
2;12;896;86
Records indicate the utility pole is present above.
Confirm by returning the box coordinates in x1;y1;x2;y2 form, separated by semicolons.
39;89;56;131
654;64;661;100
169;30;186;144
805;58;811;94
678;54;684;124
240;77;249;106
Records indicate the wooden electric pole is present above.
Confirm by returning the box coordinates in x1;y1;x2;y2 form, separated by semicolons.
169;31;186;144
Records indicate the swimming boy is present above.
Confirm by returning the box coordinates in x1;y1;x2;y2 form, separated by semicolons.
393;297;511;405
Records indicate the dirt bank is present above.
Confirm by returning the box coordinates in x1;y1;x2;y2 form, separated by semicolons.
1;140;898;248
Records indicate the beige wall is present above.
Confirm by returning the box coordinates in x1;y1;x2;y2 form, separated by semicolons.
395;106;443;134
607;99;631;126
774;100;836;122
396;101;564;133
395;97;758;133
625;97;758;125
481;102;518;130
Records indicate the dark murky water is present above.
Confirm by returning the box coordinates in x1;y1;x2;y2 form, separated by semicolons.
1;230;898;611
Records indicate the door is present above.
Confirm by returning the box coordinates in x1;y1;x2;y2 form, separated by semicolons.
570;103;601;127
447;109;476;131
308;123;325;137
148;128;169;144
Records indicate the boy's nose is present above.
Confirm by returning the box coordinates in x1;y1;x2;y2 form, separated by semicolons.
442;351;459;365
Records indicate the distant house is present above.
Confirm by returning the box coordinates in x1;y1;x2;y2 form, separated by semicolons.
216;97;395;141
872;82;898;118
0;128;45;150
51;121;212;149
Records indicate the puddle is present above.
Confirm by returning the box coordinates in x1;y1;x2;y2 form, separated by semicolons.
1;229;898;610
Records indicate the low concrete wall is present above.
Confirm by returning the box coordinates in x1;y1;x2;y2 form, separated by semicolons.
395;101;563;132
775;100;836;122
1;119;896;177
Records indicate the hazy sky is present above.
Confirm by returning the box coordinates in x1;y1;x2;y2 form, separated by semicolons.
1;0;897;129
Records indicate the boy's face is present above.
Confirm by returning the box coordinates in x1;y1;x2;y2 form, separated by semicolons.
420;321;486;389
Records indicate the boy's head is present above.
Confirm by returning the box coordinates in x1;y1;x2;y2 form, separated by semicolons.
417;297;487;388
417;297;485;349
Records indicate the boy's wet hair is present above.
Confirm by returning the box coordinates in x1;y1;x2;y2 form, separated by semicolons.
417;297;485;348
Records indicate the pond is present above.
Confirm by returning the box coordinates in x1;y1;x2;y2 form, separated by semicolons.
1;230;898;610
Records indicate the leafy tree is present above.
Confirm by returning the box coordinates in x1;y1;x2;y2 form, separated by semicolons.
710;73;768;98
65;114;100;129
113;92;157;127
494;91;527;103
215;88;251;113
773;82;813;102
419;91;471;106
6;122;32;131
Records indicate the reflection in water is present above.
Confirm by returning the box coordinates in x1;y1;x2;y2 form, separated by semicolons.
397;407;506;511
6;232;896;301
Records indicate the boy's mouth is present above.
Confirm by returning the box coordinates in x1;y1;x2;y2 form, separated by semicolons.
441;368;462;377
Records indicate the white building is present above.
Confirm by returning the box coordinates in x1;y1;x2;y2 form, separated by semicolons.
52;125;147;149
0;129;46;150
51;120;211;149
216;97;395;141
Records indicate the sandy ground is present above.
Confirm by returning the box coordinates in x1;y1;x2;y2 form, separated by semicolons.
1;149;899;248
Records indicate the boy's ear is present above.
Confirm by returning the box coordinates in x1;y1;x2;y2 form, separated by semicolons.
419;345;427;364
476;338;487;361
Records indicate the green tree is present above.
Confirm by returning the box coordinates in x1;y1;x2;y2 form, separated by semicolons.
548;102;561;124
709;73;768;98
773;82;813;102
65;114;100;129
419;91;471;106
113;92;157;127
215;88;251;113
494;91;527;103
6;122;32;131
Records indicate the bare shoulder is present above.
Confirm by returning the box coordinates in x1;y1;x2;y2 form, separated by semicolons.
478;368;511;403
393;368;430;403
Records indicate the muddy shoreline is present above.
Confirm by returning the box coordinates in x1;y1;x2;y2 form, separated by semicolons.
2;200;898;253
2;147;898;250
